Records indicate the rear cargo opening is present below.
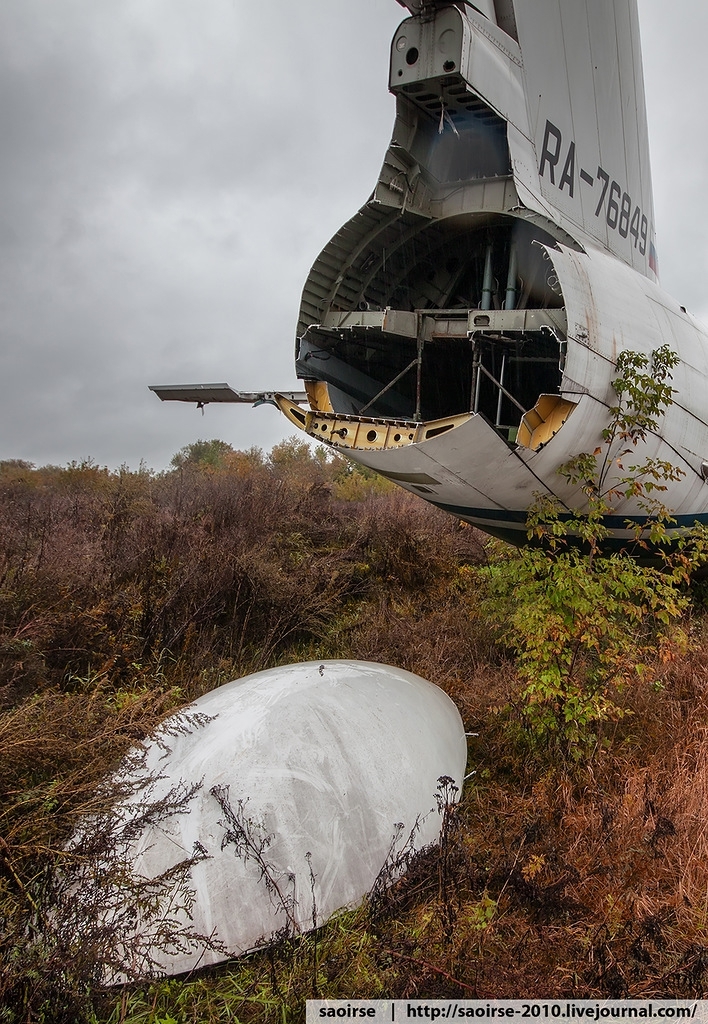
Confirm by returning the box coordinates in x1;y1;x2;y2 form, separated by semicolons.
296;215;571;449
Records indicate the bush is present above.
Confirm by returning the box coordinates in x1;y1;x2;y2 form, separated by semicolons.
483;347;707;757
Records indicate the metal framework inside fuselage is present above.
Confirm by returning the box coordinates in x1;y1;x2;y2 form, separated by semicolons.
297;215;569;447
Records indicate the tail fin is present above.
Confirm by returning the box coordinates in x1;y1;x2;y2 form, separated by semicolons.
512;0;657;279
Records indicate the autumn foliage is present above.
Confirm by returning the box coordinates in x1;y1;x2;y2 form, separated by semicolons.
3;438;708;1021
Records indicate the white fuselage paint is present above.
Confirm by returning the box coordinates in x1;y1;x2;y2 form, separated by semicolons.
343;244;708;543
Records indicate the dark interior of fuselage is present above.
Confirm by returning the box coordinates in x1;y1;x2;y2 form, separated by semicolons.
297;215;566;439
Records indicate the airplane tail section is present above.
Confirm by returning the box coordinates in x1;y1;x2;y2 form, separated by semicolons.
384;0;657;280
510;0;657;279
283;0;671;546
151;0;708;553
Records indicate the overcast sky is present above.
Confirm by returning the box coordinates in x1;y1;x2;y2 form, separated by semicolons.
0;0;705;471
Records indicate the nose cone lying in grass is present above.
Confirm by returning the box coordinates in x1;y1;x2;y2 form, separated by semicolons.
103;660;467;977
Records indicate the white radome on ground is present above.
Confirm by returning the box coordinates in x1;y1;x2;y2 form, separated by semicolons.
111;659;467;976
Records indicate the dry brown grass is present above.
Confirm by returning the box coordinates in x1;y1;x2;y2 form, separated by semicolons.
5;451;708;1018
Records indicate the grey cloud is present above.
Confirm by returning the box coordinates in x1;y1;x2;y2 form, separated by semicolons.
0;0;704;470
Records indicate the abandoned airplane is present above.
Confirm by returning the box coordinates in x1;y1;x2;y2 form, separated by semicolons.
152;0;708;548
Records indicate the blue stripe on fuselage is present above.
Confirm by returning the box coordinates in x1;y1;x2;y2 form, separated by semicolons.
431;502;708;551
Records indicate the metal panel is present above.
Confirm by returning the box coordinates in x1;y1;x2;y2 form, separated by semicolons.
148;384;307;405
321;309;418;338
468;308;568;335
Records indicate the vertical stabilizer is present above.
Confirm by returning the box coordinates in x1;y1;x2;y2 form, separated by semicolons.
510;0;657;279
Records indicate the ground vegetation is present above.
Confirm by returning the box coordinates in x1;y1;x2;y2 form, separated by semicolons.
2;415;708;1021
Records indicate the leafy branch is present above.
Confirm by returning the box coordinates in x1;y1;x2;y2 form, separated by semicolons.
487;346;707;757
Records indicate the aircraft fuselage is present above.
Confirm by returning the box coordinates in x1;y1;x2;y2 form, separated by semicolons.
275;0;708;547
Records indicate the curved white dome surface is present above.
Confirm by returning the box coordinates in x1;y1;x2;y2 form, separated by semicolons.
118;660;466;975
